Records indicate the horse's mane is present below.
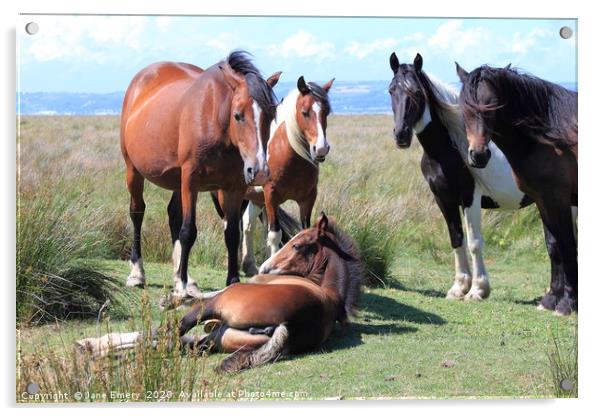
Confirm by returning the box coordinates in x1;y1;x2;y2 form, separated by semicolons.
226;50;279;119
270;84;331;166
461;65;578;149
324;219;364;317
414;70;469;156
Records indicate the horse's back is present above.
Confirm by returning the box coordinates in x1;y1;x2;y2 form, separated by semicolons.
121;62;204;118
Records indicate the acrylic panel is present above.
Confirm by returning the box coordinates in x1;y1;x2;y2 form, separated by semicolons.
16;14;578;402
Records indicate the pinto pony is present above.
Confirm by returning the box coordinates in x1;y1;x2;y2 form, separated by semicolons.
120;51;280;298
237;76;335;275
76;214;363;373
388;53;532;300
456;63;578;315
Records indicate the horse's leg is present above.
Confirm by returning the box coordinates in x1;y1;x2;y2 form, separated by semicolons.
263;188;282;258
433;195;471;299
220;190;245;285
125;164;146;287
463;190;490;300
173;164;201;298
241;202;262;276
537;199;577;315
167;191;201;294
218;324;289;373
298;188;317;229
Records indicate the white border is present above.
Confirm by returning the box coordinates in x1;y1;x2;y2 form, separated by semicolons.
3;1;600;414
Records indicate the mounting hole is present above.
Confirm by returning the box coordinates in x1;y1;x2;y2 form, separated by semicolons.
559;26;573;39
25;22;39;35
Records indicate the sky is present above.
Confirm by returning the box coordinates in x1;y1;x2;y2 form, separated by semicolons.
17;15;577;93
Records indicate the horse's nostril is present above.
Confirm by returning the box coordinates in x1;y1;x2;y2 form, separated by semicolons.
247;167;254;176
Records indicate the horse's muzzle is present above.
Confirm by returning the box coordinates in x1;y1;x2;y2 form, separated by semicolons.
468;148;492;168
394;128;412;149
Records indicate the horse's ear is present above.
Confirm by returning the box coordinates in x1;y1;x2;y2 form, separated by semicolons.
455;62;468;83
414;53;423;73
322;78;335;93
266;71;282;88
297;76;310;95
219;65;240;91
389;52;400;73
504;63;512;70
317;212;329;235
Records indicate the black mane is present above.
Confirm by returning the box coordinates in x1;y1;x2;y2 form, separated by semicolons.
462;65;577;149
306;82;332;115
226;50;279;119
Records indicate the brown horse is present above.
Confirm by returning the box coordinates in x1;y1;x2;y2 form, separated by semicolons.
76;214;363;373
233;76;335;275
120;51;280;298
456;63;578;315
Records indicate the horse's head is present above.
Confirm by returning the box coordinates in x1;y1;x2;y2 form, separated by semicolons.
220;52;280;185
259;213;355;277
295;76;334;163
388;53;427;149
456;63;504;168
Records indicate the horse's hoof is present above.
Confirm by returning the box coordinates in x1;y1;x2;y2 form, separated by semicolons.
203;319;222;333
126;275;145;288
241;260;258;277
185;281;203;299
554;297;576;316
446;287;466;300
464;291;484;301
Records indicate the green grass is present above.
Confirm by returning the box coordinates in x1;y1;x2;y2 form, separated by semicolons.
16;115;575;401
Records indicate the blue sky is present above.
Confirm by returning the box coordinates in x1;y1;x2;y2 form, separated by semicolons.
18;15;577;92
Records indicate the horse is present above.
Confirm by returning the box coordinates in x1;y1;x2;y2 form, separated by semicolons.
388;52;534;300
120;51;280;299
455;63;578;315
75;214;363;373
235;76;335;276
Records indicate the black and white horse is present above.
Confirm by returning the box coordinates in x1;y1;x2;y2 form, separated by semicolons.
388;52;533;300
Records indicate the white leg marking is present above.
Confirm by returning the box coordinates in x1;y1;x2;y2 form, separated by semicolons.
464;192;490;301
171;239;200;298
126;258;146;287
266;229;283;257
446;244;472;299
241;202;262;276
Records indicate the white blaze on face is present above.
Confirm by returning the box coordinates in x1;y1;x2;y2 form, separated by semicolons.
252;101;266;170
312;102;329;157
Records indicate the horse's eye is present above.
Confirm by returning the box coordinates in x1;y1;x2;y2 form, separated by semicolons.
301;110;310;118
234;112;244;122
292;244;301;252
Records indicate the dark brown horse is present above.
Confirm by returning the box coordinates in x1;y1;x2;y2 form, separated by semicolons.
76;214;363;373
456;63;578;315
236;76;335;275
120;51;280;299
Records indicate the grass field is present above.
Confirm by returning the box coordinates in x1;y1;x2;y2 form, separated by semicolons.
16;115;577;401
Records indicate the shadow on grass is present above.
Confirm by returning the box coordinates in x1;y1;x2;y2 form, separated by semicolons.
361;292;446;325
387;280;447;299
513;296;541;306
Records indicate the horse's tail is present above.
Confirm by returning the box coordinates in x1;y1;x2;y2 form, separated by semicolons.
218;324;289;373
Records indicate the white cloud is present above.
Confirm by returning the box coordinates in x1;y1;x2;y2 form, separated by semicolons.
24;16;148;63
511;27;550;54
345;38;399;59
267;30;334;62
427;20;490;55
205;33;237;54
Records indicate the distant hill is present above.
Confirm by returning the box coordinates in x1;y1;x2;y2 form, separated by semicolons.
17;81;577;116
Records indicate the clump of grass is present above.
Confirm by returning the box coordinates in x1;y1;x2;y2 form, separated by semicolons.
17;183;126;324
17;293;230;403
546;324;578;398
